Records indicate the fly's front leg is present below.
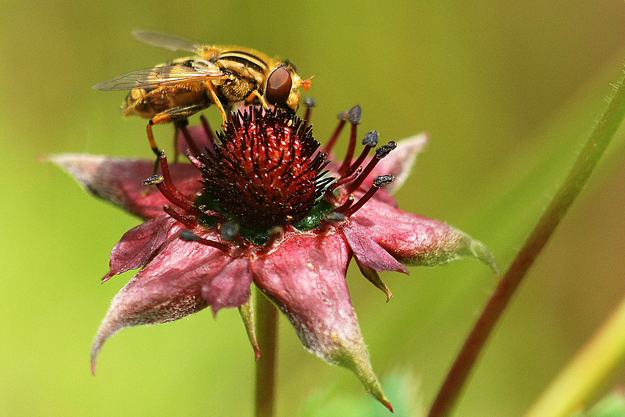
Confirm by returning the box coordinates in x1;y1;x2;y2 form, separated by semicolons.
246;90;270;110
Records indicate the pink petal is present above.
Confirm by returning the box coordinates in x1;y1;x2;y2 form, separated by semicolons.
251;230;390;407
48;154;202;219
352;197;498;273
104;214;177;281
202;257;253;315
341;221;408;274
91;231;232;373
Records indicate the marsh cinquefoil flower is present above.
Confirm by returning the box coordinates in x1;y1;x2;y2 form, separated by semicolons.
52;106;496;410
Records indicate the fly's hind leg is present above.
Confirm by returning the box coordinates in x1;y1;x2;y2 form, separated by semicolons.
146;121;164;178
148;104;205;174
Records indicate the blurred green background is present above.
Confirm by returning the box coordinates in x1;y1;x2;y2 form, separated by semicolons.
2;0;625;416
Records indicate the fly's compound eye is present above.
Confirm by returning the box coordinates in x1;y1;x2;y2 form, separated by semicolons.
265;67;292;105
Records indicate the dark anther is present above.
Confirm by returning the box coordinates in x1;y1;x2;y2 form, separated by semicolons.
178;229;229;252
337;110;350;120
375;141;397;159
221;221;239;241
179;229;200;241
362;130;379;147
303;97;316;127
338;106;362;174
341;175;394;218
340;131;379;180
347;105;362;125
346;139;395;193
373;174;395;187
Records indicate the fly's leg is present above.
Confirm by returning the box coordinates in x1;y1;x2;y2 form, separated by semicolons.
146;121;163;178
147;104;205;175
246;90;270;110
203;81;228;125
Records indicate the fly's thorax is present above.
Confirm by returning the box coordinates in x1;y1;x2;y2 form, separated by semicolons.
216;49;273;83
217;74;258;103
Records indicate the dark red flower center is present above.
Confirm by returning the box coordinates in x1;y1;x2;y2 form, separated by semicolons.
196;108;331;231
149;104;396;249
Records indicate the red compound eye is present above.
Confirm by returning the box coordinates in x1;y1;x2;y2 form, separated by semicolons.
265;67;292;105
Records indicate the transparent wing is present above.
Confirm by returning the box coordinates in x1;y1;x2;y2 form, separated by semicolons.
132;30;203;53
92;64;223;91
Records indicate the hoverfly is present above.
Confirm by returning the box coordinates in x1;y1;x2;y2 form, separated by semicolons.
93;30;311;161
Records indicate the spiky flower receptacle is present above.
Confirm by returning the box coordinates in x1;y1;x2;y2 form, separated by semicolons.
52;106;497;411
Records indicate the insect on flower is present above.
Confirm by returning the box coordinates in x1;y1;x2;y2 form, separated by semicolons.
93;30;312;163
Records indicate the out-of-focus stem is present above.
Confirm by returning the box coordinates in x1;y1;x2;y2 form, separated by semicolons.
427;69;625;417
255;289;278;417
524;294;625;417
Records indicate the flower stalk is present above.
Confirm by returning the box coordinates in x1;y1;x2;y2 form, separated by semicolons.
255;289;278;417
427;68;625;417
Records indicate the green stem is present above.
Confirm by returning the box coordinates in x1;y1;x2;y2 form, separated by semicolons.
524;294;625;417
427;69;625;417
255;288;279;417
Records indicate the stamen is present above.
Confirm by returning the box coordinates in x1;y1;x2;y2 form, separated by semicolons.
143;154;196;214
178;229;230;252
340;175;395;217
303;97;315;127
338;106;362;175
334;193;355;213
200;115;219;151
347;141;396;193
326;167;362;196
154;180;192;214
163;205;196;228
187;153;203;170
177;121;203;159
158;153;197;214
322;110;349;154
341;130;378;179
